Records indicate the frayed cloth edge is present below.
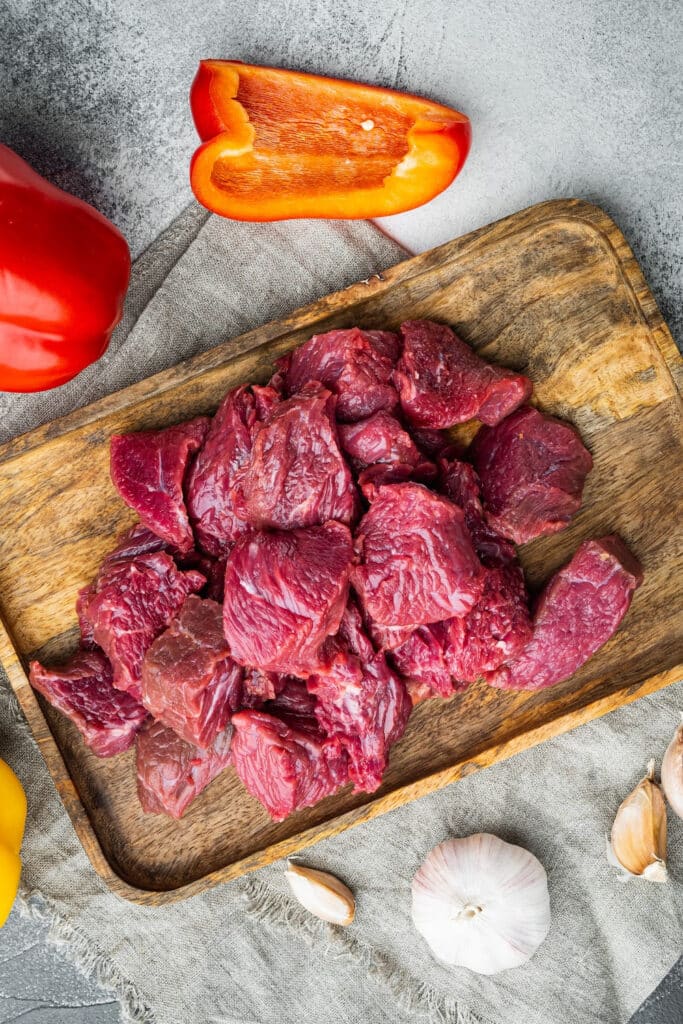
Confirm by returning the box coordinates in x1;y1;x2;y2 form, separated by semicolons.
242;876;489;1024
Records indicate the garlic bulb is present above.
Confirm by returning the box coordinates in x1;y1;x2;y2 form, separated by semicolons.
284;861;355;925
661;716;683;820
411;833;551;975
607;760;667;882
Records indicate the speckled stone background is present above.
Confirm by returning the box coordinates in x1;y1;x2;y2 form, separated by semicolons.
0;0;680;1021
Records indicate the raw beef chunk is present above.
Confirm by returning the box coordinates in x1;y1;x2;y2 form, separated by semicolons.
338;412;422;470
186;384;279;556
487;535;643;691
241;384;358;530
437;563;532;681
308;601;411;792
223;522;354;673
357;460;437;502
471;405;593;545
101;524;169;563
29;650;147;757
394;320;532;428
110;417;209;553
230;709;348;820
141;596;242;748
390;626;455;701
411;427;453;459
276;327;398;422
439;458;517;568
136;718;233;819
82;551;204;700
242;669;290;706
352;483;483;627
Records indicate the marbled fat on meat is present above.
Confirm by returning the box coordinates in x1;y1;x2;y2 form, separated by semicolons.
110;417;209;553
276;327;399;421
186;384;279;556
223;521;354;673
487;535;643;691
230;709;348;820
394;320;532;428
136;718;233;819
141;595;243;748
81;551;205;700
29;649;147;757
352;482;484;627
241;384;358;530
471;405;593;544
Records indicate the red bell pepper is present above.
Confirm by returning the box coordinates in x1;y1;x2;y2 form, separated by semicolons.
190;61;471;222
0;145;131;393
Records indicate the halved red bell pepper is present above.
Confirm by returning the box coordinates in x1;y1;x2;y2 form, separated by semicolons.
0;145;130;393
190;61;471;221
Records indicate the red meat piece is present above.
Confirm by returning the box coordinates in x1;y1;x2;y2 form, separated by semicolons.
338;411;422;470
264;677;319;732
241;384;358;530
29;649;147;757
141;596;242;748
471;405;593;545
81;551;204;699
223;522;354;673
394;320;532;428
186;384;279;556
231;709;348;820
242;669;290;707
352;483;483;627
487;535;643;691
276;327;399;422
411;427;454;459
136;718;233;819
437;563;532;681
357;461;437;502
439;458;517;568
308;601;411;792
110;417;209;553
390;626;455;700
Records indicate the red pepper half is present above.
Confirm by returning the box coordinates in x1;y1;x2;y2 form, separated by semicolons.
190;61;471;222
0;145;131;393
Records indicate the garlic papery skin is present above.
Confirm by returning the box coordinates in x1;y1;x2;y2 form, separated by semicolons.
661;716;683;820
608;760;667;882
284;862;355;926
411;833;551;975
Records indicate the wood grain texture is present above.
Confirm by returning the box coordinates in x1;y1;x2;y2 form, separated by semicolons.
0;199;681;905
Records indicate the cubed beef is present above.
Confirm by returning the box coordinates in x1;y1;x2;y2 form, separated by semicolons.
141;596;242;748
136;718;233;819
29;649;147;757
223;521;354;673
437;563;532;681
471;405;593;545
230;709;348;820
487;535;643;691
390;626;455;700
366;619;415;652
241;384;358;530
307;601;411;792
338;411;422;470
357;460;437;502
81;551;204;699
352;483;483;627
410;427;453;459
110;417;210;553
394;320;532;428
276;327;398;422
186;384;279;556
439;458;517;568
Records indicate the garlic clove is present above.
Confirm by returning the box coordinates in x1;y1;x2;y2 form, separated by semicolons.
411;833;550;975
608;760;667;882
661;715;683;820
284;861;355;926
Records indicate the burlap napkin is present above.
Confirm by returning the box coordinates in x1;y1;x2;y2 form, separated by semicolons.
0;205;681;1024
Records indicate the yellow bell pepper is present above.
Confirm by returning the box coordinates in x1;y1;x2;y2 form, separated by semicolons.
0;757;26;927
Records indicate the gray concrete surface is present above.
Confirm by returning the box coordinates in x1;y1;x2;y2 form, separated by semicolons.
0;1;681;1022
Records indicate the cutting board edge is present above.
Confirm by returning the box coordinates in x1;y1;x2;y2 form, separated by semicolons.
0;197;679;468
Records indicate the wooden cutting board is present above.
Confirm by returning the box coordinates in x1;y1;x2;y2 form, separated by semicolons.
0;199;681;905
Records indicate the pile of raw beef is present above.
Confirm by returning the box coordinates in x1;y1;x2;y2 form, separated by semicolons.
30;320;643;821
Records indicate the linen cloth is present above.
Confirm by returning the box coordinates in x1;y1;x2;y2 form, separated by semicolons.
0;205;680;1024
